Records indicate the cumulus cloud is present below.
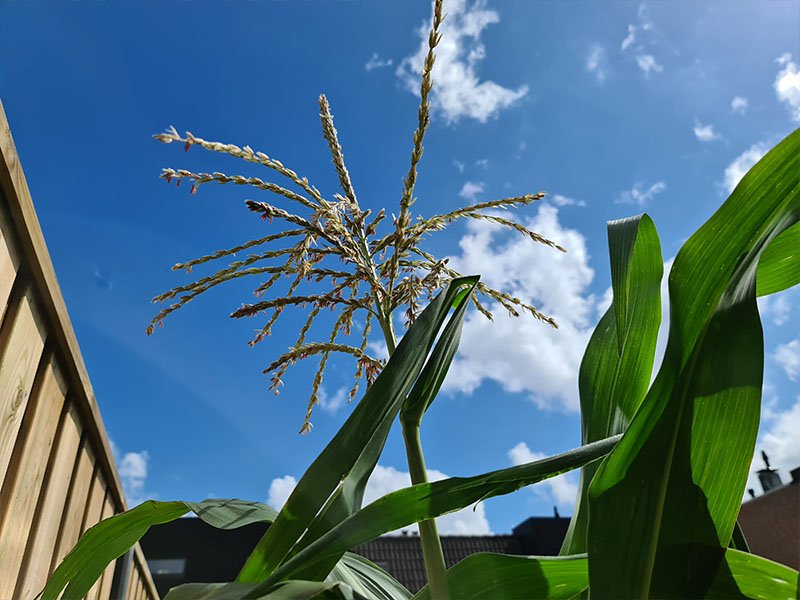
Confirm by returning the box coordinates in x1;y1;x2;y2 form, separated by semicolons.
459;180;485;200
586;45;608;82
268;475;297;510
397;0;528;123
365;53;393;72
551;194;586;208
614;181;666;207
268;465;491;535
509;442;578;510
621;24;636;52
774;53;800;122
758;294;791;326
636;54;663;77
722;142;768;194
730;96;749;115
693;119;720;142
111;440;151;506
453;159;466;173
443;205;596;412
758;398;800;475
746;396;800;497
773;338;800;381
620;6;662;79
318;386;348;414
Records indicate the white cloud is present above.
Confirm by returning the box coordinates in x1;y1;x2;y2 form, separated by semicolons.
747;397;800;497
459;180;485;200
267;465;491;535
365;53;393;72
453;159;465;173
636;54;663;77
758;294;791;326
551;194;586;208
443;205;596;412
774;53;800;122
368;339;389;361
731;96;749;115
508;442;578;510
268;475;297;510
586;45;608;83
614;181;666;207
621;24;636;51
722;142;768;194
318;386;348;414
693;119;720;142
773;338;800;381
475;158;489;169
397;0;528;123
759;398;800;476
111;441;151;506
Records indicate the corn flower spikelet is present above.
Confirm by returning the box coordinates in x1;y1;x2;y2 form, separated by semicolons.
148;0;564;434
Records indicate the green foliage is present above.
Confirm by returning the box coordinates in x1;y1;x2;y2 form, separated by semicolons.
46;129;800;599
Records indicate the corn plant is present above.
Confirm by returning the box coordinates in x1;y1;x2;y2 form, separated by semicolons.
44;0;800;597
146;0;560;437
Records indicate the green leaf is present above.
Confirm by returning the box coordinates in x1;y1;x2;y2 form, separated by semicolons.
587;129;800;599
708;548;800;599
729;521;749;552
560;214;663;555
412;554;589;600
256;435;619;590
164;580;370;600
326;553;412;600
295;277;473;575
43;499;278;600
756;220;800;296
238;277;479;582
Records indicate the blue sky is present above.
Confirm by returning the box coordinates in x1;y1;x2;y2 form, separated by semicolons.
2;0;799;535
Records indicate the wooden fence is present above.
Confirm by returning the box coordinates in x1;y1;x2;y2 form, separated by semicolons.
0;100;158;599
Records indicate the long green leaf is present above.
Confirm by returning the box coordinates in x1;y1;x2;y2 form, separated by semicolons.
560;214;663;555
408;548;799;600
326;553;412;600
708;548;800;599
238;277;479;582
293;282;472;574
412;554;589;600
43;499;278;599
756;220;800;296
253;435;619;592
587;129;800;598
165;580;370;600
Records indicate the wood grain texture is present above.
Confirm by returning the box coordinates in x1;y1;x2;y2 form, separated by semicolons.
0;285;46;491
133;543;161;600
50;441;96;575
0;99;126;512
1;101;160;596
0;356;66;593
14;403;82;600
89;494;116;600
80;475;107;600
0;203;19;324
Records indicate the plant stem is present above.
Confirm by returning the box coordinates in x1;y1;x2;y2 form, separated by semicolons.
379;322;449;600
401;421;450;600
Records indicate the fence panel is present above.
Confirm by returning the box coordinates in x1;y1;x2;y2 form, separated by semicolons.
0;99;158;598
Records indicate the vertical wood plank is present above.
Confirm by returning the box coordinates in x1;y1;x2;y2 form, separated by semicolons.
0;357;66;595
81;469;106;535
0;286;47;488
49;441;95;575
94;496;117;600
125;564;139;600
14;403;81;600
0;205;19;324
79;473;106;600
